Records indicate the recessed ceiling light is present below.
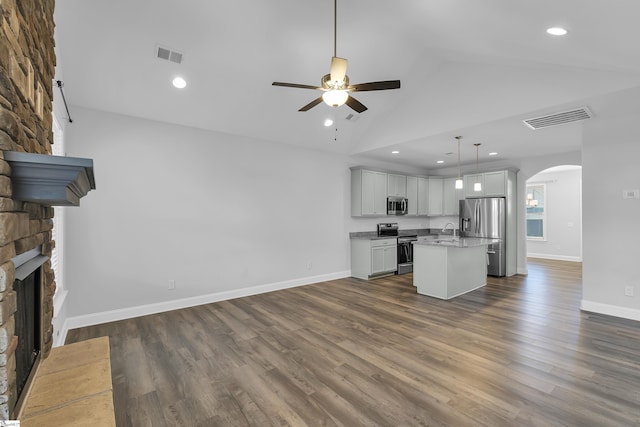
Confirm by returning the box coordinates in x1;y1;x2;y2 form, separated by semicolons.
489;152;498;156
391;151;400;154
324;119;334;127
436;160;444;164
546;27;568;36
172;77;187;89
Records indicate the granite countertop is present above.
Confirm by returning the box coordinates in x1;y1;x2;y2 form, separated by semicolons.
413;237;501;248
349;228;436;240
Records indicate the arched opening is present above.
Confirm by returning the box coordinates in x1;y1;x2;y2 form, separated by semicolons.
523;165;582;270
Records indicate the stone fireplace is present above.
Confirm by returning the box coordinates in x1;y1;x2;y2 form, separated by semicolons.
0;0;58;419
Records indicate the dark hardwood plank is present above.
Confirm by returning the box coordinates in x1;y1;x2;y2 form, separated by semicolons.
65;258;640;426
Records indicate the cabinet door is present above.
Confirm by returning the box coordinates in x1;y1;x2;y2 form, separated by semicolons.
362;170;387;215
406;176;418;216
373;171;388;214
387;174;407;197
383;246;398;272
443;177;463;215
428;178;443;216
483;171;506;196
417;177;429;216
371;247;386;274
464;174;484;198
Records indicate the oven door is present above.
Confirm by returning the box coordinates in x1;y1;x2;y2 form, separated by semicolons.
397;238;415;274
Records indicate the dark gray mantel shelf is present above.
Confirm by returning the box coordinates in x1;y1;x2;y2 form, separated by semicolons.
4;151;96;206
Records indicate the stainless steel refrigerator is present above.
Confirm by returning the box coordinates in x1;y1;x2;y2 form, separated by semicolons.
459;197;506;277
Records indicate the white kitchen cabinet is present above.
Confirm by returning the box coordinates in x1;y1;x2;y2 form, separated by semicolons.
464;170;508;198
443;177;464;215
417;177;429;216
483;171;507;196
350;238;397;279
464;174;484;198
428;178;443;216
387;173;407;197
406;176;418;216
351;168;387;216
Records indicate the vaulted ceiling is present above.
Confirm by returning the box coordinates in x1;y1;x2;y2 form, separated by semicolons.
54;0;640;170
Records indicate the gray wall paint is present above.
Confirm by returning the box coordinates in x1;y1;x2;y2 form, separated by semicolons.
64;108;354;316
582;115;640;318
526;168;582;261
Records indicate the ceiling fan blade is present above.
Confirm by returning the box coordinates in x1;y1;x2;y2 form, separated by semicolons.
272;82;323;90
298;96;324;112
349;80;401;92
345;95;367;113
329;57;348;85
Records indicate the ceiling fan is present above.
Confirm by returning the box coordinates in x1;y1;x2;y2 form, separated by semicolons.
272;0;401;113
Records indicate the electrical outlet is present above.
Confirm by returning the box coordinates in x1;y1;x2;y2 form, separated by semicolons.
168;280;176;290
624;285;634;297
306;261;312;270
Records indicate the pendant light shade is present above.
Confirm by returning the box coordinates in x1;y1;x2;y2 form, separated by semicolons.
455;136;463;189
474;143;482;192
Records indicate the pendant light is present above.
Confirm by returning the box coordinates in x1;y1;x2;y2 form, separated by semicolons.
455;136;463;189
474;143;482;192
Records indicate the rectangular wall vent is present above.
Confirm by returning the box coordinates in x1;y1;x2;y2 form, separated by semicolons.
156;45;183;64
523;107;593;130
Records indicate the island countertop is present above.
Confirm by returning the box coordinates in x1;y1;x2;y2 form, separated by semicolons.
413;237;500;248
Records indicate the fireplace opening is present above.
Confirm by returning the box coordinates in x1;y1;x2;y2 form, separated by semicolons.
14;267;42;400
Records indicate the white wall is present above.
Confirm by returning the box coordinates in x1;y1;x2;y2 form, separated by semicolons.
582;115;640;320
526;168;582;261
62;107;429;329
63;107;358;322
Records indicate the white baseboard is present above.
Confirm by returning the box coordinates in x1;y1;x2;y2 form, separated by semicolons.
581;300;640;322
527;253;582;262
62;270;351;334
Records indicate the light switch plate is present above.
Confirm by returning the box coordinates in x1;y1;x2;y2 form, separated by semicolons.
622;189;640;199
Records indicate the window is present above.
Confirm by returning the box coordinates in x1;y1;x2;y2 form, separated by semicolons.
526;184;546;240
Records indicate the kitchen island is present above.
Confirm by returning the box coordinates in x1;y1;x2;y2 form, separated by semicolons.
413;237;499;300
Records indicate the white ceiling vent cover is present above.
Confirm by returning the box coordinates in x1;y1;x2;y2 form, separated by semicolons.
155;45;183;64
523;107;593;130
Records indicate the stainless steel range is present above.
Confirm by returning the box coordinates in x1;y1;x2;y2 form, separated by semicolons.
377;223;417;275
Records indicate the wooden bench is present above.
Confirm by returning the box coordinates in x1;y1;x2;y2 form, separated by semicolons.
19;337;115;427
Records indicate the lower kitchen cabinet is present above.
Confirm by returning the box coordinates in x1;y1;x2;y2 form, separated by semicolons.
351;238;397;280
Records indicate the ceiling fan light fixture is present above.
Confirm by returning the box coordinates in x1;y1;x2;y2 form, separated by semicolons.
322;90;349;107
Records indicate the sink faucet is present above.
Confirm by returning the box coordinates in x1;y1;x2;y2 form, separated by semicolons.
442;222;457;239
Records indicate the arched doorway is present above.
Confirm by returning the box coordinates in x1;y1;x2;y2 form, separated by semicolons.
525;165;582;262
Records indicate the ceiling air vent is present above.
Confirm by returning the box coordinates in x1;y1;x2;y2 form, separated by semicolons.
345;113;359;122
155;45;183;64
523;107;593;130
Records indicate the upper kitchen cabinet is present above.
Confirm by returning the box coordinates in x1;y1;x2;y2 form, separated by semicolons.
443;177;464;215
464;170;516;198
427;178;443;216
406;176;418;216
351;168;387;216
417;177;429;216
407;176;429;216
387;173;407;197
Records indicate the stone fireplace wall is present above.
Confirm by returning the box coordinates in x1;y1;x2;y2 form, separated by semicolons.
0;0;57;419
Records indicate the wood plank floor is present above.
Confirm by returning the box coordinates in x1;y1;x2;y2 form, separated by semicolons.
66;259;640;426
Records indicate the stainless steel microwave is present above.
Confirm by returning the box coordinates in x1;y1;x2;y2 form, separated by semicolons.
387;196;408;215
